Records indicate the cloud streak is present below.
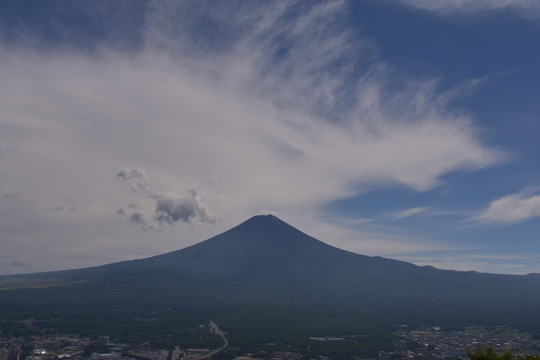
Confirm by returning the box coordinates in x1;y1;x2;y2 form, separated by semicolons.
398;0;540;21
473;188;540;226
388;207;429;220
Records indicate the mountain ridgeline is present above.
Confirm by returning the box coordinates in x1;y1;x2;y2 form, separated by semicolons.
1;215;540;353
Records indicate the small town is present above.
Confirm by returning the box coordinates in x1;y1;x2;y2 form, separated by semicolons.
2;323;540;360
380;326;540;359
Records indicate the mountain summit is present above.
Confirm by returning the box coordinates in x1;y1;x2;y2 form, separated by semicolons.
163;214;362;279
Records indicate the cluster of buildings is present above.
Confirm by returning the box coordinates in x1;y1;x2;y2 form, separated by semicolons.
0;333;309;360
1;334;91;360
0;329;232;360
232;351;304;360
379;326;540;359
2;324;540;360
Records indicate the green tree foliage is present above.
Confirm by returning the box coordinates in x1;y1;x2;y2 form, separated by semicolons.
468;345;540;360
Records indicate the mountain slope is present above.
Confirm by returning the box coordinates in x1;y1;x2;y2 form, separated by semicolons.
1;215;539;353
94;214;416;281
2;214;539;310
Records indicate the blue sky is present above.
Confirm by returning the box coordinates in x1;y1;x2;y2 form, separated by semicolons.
0;0;539;275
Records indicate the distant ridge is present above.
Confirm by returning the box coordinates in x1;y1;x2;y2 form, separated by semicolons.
0;214;535;285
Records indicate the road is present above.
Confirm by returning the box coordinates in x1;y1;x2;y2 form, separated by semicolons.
190;320;228;360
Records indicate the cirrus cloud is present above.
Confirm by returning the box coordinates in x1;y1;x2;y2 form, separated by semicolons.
397;0;540;21
0;0;504;273
473;188;540;225
388;207;429;220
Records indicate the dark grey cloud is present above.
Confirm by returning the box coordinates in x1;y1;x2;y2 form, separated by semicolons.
129;212;150;232
117;167;218;231
154;189;217;226
117;168;152;192
129;211;145;224
0;185;21;199
11;260;32;269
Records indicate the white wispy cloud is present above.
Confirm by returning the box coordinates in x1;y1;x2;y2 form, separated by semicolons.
387;207;429;220
0;0;503;273
473;187;540;225
398;0;540;21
